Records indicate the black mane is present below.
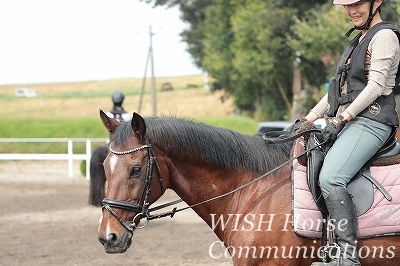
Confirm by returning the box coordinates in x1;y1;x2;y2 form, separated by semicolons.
110;117;291;174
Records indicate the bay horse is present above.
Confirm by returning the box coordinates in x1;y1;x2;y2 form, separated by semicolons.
88;144;108;206
97;110;400;265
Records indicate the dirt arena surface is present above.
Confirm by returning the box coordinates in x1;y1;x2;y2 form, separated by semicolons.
0;161;232;266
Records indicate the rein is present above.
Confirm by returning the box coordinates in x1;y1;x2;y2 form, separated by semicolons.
102;129;324;232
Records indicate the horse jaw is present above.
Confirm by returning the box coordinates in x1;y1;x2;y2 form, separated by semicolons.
100;110;120;134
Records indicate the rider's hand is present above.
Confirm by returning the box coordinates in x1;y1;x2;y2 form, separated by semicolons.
288;118;307;133
319;115;347;142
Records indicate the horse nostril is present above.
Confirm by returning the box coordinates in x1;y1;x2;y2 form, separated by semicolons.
107;233;118;243
99;232;118;246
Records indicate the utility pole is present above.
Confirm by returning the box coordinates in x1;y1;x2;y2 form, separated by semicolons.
138;25;157;116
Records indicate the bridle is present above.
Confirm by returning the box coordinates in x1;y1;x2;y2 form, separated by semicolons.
102;139;172;233
102;129;323;233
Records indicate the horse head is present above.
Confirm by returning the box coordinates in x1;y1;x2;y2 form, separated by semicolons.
97;110;168;253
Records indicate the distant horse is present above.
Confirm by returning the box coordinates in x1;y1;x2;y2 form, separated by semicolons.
97;111;400;265
88;144;108;206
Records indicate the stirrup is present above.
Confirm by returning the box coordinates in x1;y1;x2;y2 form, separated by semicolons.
321;242;340;264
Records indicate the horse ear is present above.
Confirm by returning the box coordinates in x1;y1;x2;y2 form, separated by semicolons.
131;112;146;141
100;110;119;134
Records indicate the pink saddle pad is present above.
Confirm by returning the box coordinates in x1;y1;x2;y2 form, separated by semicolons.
292;159;400;239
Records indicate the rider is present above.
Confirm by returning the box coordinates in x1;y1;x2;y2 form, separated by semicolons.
106;91;131;122
292;1;400;265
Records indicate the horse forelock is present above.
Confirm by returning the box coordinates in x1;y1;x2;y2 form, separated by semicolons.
109;121;134;147
110;117;291;174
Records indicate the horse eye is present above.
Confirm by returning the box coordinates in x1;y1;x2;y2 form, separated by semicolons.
129;166;141;178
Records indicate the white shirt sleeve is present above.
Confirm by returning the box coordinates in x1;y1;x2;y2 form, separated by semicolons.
121;112;131;121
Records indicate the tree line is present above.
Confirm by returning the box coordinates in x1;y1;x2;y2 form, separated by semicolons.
142;0;400;121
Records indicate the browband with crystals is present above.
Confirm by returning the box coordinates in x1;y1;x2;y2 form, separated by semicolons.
109;143;151;155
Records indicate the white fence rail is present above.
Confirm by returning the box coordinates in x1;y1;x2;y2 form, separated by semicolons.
0;138;108;179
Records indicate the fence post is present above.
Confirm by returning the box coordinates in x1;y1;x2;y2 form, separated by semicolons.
85;140;91;180
68;139;73;178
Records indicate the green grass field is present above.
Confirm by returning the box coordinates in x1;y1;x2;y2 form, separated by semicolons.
0;75;259;153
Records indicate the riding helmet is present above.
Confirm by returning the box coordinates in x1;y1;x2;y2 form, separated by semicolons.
333;0;366;4
112;91;125;105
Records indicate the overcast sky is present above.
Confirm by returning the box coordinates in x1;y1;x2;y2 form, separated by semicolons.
0;0;202;85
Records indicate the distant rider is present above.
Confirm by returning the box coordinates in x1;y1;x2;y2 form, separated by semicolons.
106;91;131;122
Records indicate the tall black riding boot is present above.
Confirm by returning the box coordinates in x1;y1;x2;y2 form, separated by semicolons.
311;187;360;266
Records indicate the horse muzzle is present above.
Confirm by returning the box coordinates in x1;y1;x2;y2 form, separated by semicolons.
98;228;133;254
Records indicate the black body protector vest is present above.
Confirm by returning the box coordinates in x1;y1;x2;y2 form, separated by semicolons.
326;22;400;127
110;106;128;122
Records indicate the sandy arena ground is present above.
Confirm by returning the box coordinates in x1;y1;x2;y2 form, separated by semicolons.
0;160;232;266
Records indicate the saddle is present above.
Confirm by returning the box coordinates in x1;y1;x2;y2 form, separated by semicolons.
294;122;400;216
262;123;400;239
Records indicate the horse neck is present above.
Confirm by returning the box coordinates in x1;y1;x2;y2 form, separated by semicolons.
166;155;244;212
164;152;292;230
